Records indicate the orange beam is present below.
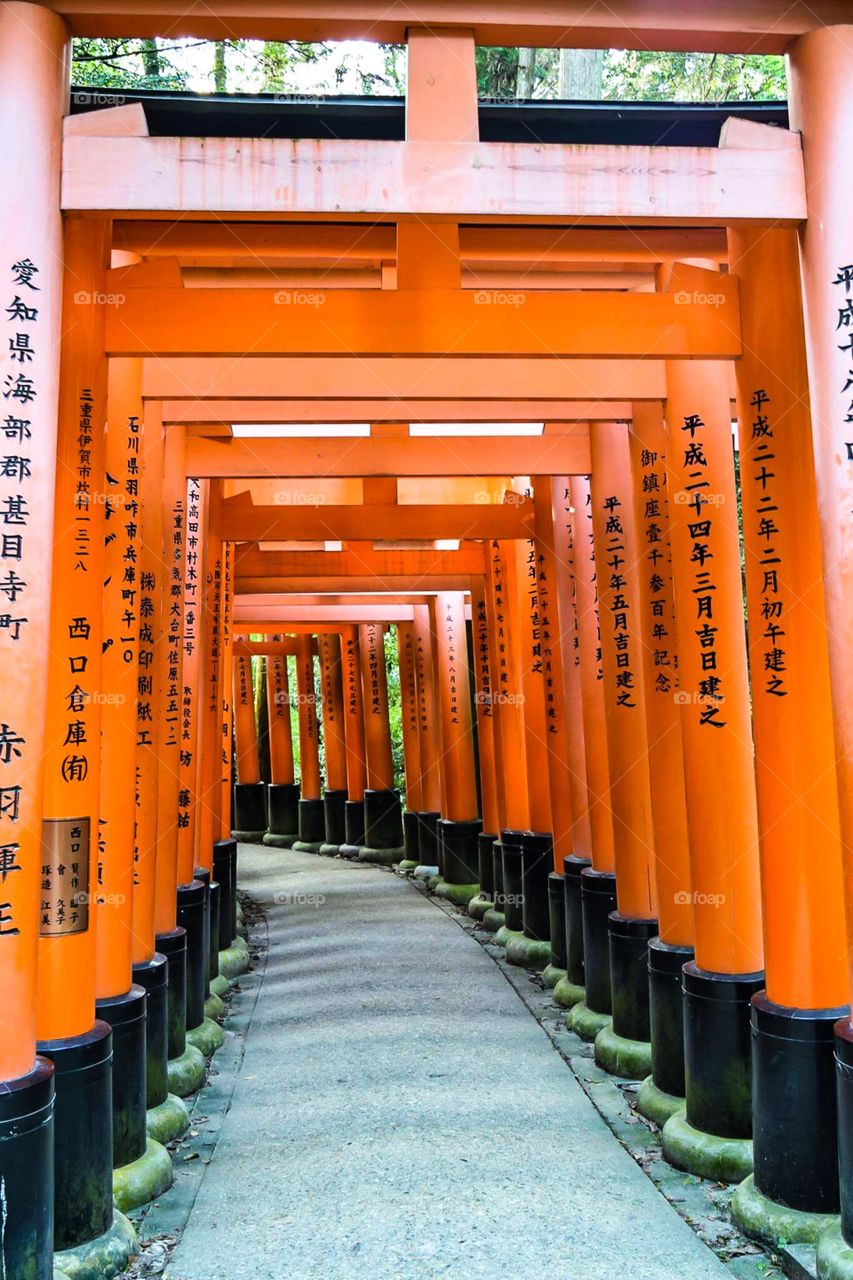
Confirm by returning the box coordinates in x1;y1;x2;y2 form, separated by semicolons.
166;399;630;425
216;501;533;542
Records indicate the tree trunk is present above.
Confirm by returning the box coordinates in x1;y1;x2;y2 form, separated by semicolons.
516;48;536;99
213;41;227;92
140;37;160;78
558;48;605;100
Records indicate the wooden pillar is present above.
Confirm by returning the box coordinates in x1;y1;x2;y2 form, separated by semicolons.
218;542;234;840
661;355;763;1166
295;635;321;800
470;578;501;838
485;540;529;832
0;9;70;1270
233;654;260;785
318;633;347;793
266;649;295;786
396;622;423;813
512;529;552;834
194;536;224;870
431;593;478;824
340;625;368;850
176;477;205;886
358;622;394;791
412;604;443;816
727;226;848;1224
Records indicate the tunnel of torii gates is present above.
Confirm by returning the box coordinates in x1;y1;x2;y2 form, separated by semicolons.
1;1;853;1277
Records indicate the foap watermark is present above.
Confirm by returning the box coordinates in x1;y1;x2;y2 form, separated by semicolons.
274;491;328;506
81;691;127;707
475;690;525;707
73;291;125;308
72;90;126;107
473;489;528;507
275;691;317;707
673;289;727;308
674;891;726;908
274;290;325;308
672;489;725;506
273;890;326;907
673;690;726;708
473;289;525;308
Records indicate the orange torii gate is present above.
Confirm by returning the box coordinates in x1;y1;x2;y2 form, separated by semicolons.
1;5;852;1279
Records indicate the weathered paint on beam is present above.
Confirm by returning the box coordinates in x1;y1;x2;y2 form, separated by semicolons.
185;433;591;478
63;136;805;225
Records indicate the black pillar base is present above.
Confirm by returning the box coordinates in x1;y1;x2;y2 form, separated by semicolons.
156;926;188;1060
648;937;694;1099
294;797;326;849
478;832;497;899
403;809;421;863
750;995;847;1215
38;1020;113;1252
207;881;221;983
265;782;300;845
232;780;267;840
414;811;441;869
212;837;237;949
177;879;206;1032
548;873;567;970
95;984;147;1169
439;817;482;885
563;855;591;987
521;831;553;943
836;1019;853;1244
322;788;348;850
193;867;212;1000
363;788;404;850
0;1056;54;1278
132;952;169;1109
339;798;367;858
492;838;505;902
500;830;525;932
683;962;765;1138
580;868;617;1015
608;912;657;1043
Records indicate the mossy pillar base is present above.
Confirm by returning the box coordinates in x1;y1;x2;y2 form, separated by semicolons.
683;962;764;1141
818;1222;853;1280
156;926;188;1061
361;788;405;862
232;781;267;841
548;873;567;972
132;952;169;1109
401;809;420;865
264;782;300;847
38;1021;113;1253
478;832;496;900
439;817;482;887
192;867;212;1000
521;831;553;947
176;879;206;1033
499;831;525;933
322;788;348;852
563;855;591;989
0;1056;54;1280
212;837;237;950
339;798;367;858
293;797;325;852
95;985;146;1170
837;1019;853;1246
413;810;440;872
648;937;693;1101
580;867;617;1017
601;912;657;1074
746;996;847;1221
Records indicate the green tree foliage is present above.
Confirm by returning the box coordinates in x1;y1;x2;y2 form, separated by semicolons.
71;36;192;89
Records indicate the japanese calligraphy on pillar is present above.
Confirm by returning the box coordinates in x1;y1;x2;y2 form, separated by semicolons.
39;817;90;936
679;415;727;728
600;494;638;709
366;625;382;722
636;445;678;697
745;391;787;699
489;540;510;697
443;600;460;726
178;478;201;835
474;593;492;718
402;626;419;740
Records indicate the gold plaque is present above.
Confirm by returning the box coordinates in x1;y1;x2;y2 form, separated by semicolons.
39;817;90;936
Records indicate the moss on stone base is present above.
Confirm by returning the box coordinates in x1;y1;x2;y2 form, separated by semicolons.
817;1222;853;1279
167;1045;207;1098
467;894;492;921
210;974;230;999
434;880;480;908
594;1023;653;1080
553;976;586;1009
731;1174;839;1247
231;829;265;844
493;925;523;949
319;843;342;857
187;1016;225;1057
292;840;324;854
219;940;250;980
146;1093;189;1145
113;1138;173;1213
506;933;552;971
359;845;405;866
481;908;506;933
262;832;298;848
397;859;419;872
205;991;226;1021
542;964;566;990
53;1210;137;1280
338;843;363;860
568;1000;611;1042
661;1110;753;1184
636;1076;685;1128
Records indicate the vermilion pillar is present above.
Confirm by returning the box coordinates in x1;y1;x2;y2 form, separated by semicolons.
318;632;348;851
411;604;443;870
36;217;118;1254
469;577;501;907
788;33;853;1269
358;622;404;862
176;476;205;885
588;421;658;1075
293;635;325;851
218;542;234;842
195;540;224;870
396;621;423;867
232;652;265;840
263;643;299;848
660;355;764;1181
567;474;619;1036
728;227;848;1231
432;592;482;900
340;626;368;853
629;403;695;1114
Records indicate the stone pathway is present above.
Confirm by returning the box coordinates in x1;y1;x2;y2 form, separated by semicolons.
166;845;734;1280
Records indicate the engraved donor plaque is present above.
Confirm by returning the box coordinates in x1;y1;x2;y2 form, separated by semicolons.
39;817;90;936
